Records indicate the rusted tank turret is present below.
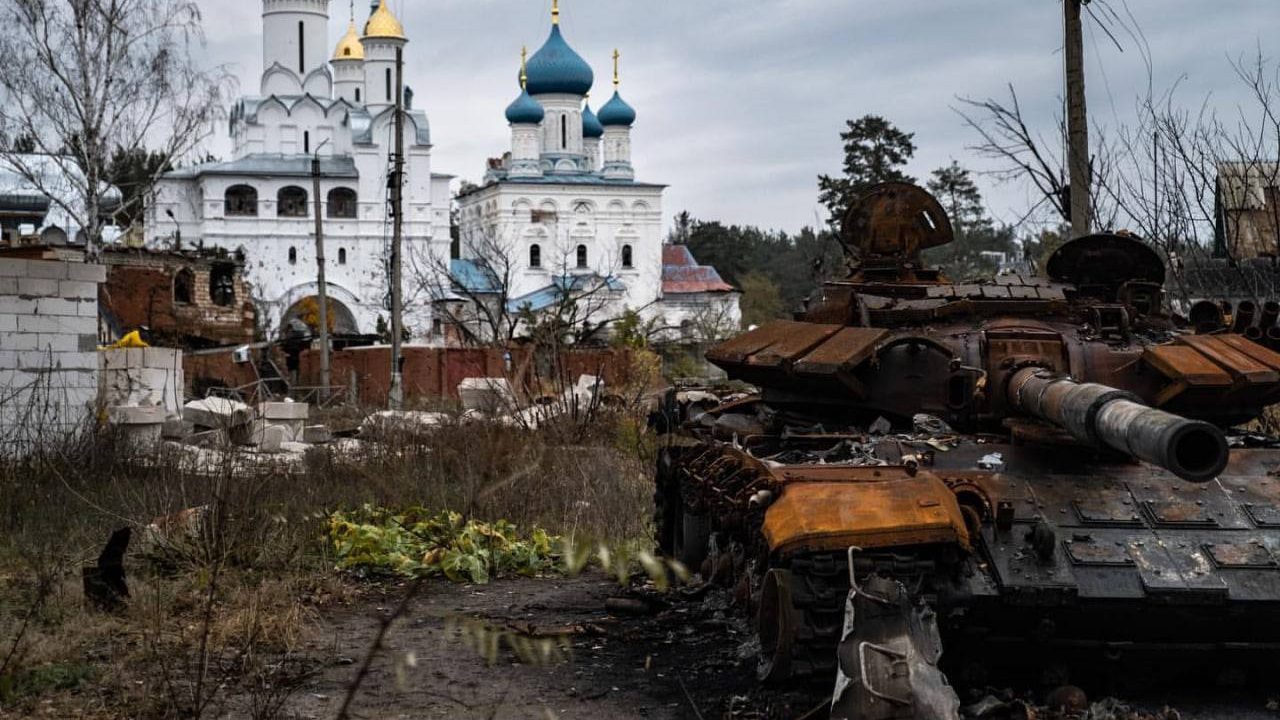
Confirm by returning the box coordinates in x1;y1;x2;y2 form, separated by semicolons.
655;183;1280;720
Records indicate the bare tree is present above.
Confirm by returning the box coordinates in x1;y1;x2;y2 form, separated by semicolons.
411;229;627;348
0;0;228;255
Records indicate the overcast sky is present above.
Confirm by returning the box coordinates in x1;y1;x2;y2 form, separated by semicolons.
193;0;1279;235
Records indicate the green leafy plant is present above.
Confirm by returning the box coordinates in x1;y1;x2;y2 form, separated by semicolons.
329;507;557;584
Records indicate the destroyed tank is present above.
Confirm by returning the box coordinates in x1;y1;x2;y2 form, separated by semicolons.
653;183;1280;719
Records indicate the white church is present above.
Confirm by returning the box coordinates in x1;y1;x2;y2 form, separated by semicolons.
146;0;452;340
452;3;740;345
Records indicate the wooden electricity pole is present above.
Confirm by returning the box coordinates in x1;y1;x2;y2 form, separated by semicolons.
311;141;331;398
1064;0;1092;238
388;45;406;410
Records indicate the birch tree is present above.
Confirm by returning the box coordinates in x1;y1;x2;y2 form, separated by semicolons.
0;0;228;255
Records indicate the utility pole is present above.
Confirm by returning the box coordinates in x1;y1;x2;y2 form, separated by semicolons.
311;140;332;399
388;45;406;410
1064;0;1092;238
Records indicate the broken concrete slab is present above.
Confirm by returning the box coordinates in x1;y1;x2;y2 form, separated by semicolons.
302;425;332;444
107;405;168;426
458;377;516;413
255;425;286;453
162;418;193;439
258;400;309;421
188;429;228;448
183;397;253;430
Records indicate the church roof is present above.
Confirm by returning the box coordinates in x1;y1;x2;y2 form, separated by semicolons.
582;102;604;139
333;20;365;60
524;25;593;96
505;89;545;125
165;154;359;180
364;0;405;40
508;274;627;313
597;91;636;127
662;245;736;294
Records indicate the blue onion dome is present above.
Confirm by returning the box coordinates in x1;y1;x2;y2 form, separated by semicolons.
597;91;636;127
523;26;594;96
505;88;545;124
582;102;604;139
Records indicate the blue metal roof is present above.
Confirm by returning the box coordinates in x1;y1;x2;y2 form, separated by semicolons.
450;258;502;294
505;88;545;125
581;102;604;139
597;91;636;127
524;26;594;96
508;274;626;313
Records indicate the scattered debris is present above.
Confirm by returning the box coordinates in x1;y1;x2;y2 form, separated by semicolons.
978;452;1005;469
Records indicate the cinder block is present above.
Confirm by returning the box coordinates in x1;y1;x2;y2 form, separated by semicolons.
34;298;77;316
78;334;97;352
26;261;68;280
125;348;145;366
67;263;107;283
58;280;98;300
0;278;17;294
0;315;14;333
2;334;38;351
258;401;309;421
56;352;98;370
143;347;180;367
0;259;28;278
99;349;129;371
17;278;58;297
108;405;168;426
0;298;37;315
17;350;55;368
35;334;78;353
76;299;99;317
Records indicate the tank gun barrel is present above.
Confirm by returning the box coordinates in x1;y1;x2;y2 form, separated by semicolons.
1008;368;1228;483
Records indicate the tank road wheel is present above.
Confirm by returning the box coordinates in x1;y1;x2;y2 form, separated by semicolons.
757;568;799;682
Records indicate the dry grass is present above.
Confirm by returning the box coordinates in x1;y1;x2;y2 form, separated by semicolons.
0;391;657;719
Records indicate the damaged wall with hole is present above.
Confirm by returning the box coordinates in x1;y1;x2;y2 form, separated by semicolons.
0;256;104;451
99;247;256;348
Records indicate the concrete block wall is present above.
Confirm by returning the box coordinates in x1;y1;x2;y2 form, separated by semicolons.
0;258;106;452
99;347;185;415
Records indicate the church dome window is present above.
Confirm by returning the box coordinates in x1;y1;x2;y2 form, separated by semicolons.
225;185;258;216
530;243;542;269
576;244;588;269
328;188;358;218
622;244;633;269
278;186;309;218
338;248;347;265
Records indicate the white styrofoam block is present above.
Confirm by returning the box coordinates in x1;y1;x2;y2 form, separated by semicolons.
17;278;58;297
67;263;107;283
34;298;78;316
26;261;69;280
0;259;29;278
58;280;98;300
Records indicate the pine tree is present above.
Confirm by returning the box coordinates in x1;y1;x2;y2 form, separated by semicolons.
817;116;917;227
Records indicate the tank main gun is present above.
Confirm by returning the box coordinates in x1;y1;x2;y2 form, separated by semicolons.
1008;367;1229;483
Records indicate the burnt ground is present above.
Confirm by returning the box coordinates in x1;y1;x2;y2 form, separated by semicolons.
283;572;1277;720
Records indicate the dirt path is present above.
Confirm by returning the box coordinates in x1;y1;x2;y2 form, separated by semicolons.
284;573;1276;720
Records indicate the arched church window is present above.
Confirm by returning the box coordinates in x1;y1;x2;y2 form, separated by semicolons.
277;186;308;218
327;187;358;218
576;244;588;269
561;115;568;150
622;244;634;269
530;244;542;269
173;268;194;304
210;264;236;307
355;87;361;103
385;68;392;102
338;248;347;265
288;246;297;265
303;130;310;154
224;185;258;216
298;21;305;73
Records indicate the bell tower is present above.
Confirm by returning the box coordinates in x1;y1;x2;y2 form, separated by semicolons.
261;0;331;79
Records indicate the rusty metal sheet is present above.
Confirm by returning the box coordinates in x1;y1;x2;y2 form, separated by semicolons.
761;475;968;556
1073;491;1144;527
792;327;889;377
1216;333;1280;373
1065;538;1134;566
1180;335;1279;384
706;320;823;366
746;323;843;368
1205;542;1277;569
1143;499;1218;528
1129;541;1228;600
1144;345;1234;387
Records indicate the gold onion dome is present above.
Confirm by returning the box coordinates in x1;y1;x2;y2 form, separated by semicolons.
333;20;365;60
364;0;406;40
